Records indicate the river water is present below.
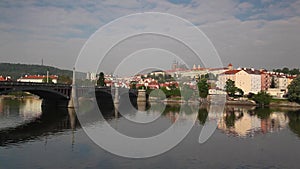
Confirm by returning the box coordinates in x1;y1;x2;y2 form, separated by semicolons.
0;97;300;169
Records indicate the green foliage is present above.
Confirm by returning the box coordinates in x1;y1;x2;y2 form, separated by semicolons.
58;75;72;84
287;76;300;104
197;78;209;98
200;73;217;80
0;63;76;80
236;88;244;96
97;72;106;87
252;91;272;107
273;67;300;75
130;81;137;89
42;77;53;83
159;87;181;98
138;85;146;89
225;79;236;97
224;79;244;97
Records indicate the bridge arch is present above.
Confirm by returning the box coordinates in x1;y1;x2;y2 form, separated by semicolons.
0;87;70;100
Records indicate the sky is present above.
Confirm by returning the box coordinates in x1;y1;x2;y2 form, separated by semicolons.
0;0;300;75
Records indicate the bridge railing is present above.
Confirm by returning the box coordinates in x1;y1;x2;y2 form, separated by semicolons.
0;81;71;88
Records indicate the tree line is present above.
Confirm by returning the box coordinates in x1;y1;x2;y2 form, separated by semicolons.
0;63;86;84
273;67;300;75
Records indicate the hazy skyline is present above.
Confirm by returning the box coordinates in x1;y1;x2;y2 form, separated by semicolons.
1;0;300;73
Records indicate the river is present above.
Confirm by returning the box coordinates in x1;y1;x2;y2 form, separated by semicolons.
0;97;300;169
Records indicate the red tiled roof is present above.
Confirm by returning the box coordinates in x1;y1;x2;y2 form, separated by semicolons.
222;70;241;75
0;76;6;81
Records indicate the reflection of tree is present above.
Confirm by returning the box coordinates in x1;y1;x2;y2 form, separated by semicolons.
181;104;193;115
223;108;244;128
163;104;193;115
198;108;208;125
254;108;272;119
162;104;180;115
225;112;236;128
148;103;165;112
287;110;300;137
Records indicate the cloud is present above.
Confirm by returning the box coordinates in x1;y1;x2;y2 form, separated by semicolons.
200;15;300;69
0;0;299;74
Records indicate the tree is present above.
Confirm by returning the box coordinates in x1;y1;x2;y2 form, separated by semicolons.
290;68;300;75
225;79;236;97
205;73;217;80
130;81;137;89
252;91;272;107
236;88;244;96
287;76;300;104
97;72;106;87
282;67;289;74
270;76;276;88
197;78;209;99
42;77;53;83
57;75;72;84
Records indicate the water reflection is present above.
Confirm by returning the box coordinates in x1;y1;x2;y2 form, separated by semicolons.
287;110;300;137
1;97;300;148
0;97;42;130
0;97;79;146
217;106;290;137
1;98;300;168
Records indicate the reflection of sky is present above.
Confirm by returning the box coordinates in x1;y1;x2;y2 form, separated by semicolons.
1;110;300;169
0;97;42;130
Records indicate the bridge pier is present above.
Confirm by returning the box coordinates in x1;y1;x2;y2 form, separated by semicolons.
114;87;119;105
137;89;146;102
68;67;78;108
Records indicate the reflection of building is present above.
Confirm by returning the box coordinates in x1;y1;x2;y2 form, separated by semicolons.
217;106;289;137
19;99;42;119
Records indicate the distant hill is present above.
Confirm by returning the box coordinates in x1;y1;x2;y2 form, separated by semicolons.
0;63;78;80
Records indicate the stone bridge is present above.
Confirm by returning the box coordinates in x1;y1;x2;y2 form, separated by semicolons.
0;81;146;107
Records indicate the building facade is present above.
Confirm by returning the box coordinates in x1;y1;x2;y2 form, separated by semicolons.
18;75;58;83
218;68;262;94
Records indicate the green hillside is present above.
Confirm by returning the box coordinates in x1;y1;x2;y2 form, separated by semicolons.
0;63;73;80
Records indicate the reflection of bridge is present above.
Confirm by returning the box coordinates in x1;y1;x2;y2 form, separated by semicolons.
0;81;146;107
0;108;79;146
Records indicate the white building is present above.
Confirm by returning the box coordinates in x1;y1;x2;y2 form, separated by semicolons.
218;68;262;94
17;75;58;84
86;72;97;81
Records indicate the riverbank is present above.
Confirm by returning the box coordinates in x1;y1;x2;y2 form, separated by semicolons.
158;96;300;109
